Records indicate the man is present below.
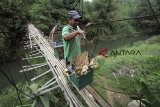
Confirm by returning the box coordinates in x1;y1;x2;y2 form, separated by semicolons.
62;10;90;65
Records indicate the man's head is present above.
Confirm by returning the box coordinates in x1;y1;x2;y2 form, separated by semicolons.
68;10;82;27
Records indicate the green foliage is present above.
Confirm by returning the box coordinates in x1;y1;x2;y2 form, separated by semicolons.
0;87;16;107
28;83;39;94
84;0;160;40
1;0;160;106
0;0;28;60
28;0;68;35
145;35;160;44
1;0;160;60
84;0;115;39
138;56;160;90
12;82;66;107
133;0;160;35
84;0;140;39
40;96;50;107
93;36;160;106
108;0;139;35
25;83;50;107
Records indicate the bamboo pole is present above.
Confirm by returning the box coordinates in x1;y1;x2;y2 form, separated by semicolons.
31;69;51;81
22;62;47;68
38;81;57;91
41;78;55;87
37;85;59;96
29;52;41;57
21;55;43;60
29;49;39;54
29;25;76;107
28;24;102;107
19;63;47;72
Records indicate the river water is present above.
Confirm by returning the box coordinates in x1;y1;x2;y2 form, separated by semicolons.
82;35;150;56
0;60;34;91
0;35;150;91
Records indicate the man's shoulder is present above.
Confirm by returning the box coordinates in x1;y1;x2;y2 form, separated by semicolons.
62;25;71;36
62;26;68;32
63;25;70;30
62;25;73;33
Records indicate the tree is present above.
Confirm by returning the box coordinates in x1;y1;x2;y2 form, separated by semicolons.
133;0;160;35
0;0;28;61
28;0;82;35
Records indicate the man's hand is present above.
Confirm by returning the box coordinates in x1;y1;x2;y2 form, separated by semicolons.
77;28;86;39
85;22;92;27
77;29;85;35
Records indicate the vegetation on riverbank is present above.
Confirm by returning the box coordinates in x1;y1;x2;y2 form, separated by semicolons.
0;54;88;107
1;0;160;60
0;0;160;106
0;56;68;107
92;35;160;106
0;35;159;107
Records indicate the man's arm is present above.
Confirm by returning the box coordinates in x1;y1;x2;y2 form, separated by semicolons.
84;22;92;29
64;29;85;41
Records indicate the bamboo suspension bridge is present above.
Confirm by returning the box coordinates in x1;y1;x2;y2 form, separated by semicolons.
20;23;110;107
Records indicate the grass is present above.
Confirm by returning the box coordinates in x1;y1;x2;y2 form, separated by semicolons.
0;36;159;107
92;35;160;106
0;87;17;107
0;54;66;107
0;82;34;107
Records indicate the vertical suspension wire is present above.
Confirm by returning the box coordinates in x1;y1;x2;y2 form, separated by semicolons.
16;45;31;85
91;0;112;58
81;0;83;17
2;60;23;106
146;0;160;25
